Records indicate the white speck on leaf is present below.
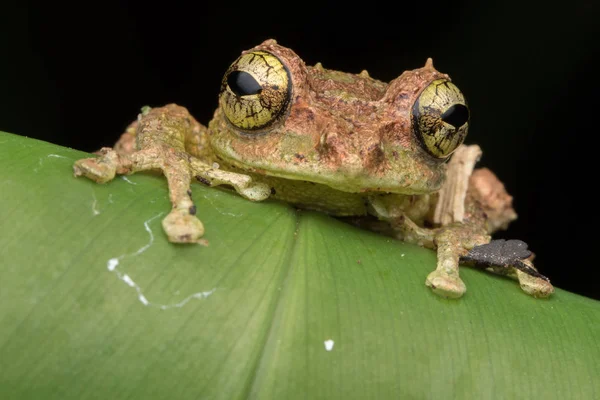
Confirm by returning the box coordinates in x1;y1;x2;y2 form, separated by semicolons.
202;194;242;217
106;213;215;309
91;191;101;216
122;274;135;287
159;288;216;310
121;176;137;185
92;200;100;215
133;214;160;256
47;154;68;159
34;153;70;173
324;340;334;351
107;258;119;271
139;294;149;305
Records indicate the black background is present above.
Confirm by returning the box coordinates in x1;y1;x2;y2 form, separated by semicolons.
2;1;599;299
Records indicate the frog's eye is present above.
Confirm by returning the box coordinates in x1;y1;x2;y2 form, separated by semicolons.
412;79;469;158
219;51;291;131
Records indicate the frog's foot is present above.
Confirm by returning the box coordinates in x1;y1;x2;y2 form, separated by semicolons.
426;228;476;299
162;209;205;244
73;147;120;184
461;239;554;298
157;152;209;244
426;269;466;299
424;225;490;299
74;144;208;244
515;263;554;298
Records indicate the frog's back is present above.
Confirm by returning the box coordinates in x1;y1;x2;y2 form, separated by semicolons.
308;65;387;102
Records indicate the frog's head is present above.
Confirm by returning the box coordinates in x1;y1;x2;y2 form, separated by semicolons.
208;39;470;194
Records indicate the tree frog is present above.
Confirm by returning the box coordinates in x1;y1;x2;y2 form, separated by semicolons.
73;39;553;299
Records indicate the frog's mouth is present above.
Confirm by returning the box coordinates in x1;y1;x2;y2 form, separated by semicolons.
214;142;446;196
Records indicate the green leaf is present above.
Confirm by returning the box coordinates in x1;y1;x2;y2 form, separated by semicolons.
0;131;598;399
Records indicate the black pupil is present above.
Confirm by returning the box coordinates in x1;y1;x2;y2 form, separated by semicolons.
441;104;469;128
227;71;262;97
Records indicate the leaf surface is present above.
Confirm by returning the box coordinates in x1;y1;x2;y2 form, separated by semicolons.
0;132;598;399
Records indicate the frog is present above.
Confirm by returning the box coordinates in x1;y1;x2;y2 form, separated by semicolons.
72;39;553;299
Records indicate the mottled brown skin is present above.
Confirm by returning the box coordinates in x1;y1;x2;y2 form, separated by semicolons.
73;39;553;299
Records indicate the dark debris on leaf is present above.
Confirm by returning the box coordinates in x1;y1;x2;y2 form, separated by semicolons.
462;239;531;266
461;239;550;282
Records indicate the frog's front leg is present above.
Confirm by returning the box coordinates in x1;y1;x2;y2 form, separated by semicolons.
73;104;270;244
74;144;206;243
189;158;271;202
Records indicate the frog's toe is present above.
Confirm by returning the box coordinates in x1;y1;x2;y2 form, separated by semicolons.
516;270;554;298
238;182;271;201
73;148;118;184
426;270;466;299
74;158;117;184
162;211;206;244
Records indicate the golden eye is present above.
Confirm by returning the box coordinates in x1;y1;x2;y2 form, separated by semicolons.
219;51;291;131
412;79;469;158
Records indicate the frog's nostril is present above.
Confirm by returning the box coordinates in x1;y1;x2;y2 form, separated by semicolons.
441;104;469;128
